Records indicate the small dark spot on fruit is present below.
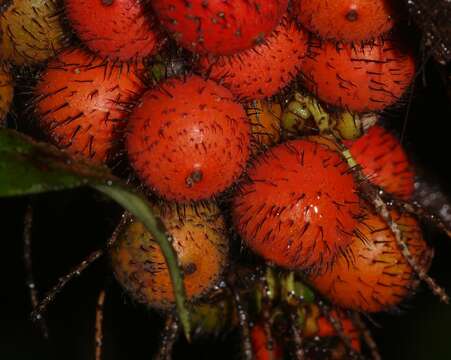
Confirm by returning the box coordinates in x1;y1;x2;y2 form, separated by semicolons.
185;169;203;188
102;0;113;6
346;9;358;22
183;262;197;275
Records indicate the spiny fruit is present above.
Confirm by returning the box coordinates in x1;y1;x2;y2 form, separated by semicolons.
348;125;414;199
251;323;284;360
35;48;145;164
127;75;250;201
301;38;415;112
151;0;289;55
232;139;361;272
198;20;308;100
246;100;282;154
0;0;65;65
303;306;361;352
110;201;229;309
294;0;395;42
65;0;161;61
309;210;433;312
0;66;14;125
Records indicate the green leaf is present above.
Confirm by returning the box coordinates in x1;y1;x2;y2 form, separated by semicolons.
0;128;191;338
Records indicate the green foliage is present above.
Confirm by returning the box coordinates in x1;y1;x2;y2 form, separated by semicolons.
0;128;191;338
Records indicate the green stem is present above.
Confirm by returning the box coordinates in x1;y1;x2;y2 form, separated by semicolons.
94;185;191;341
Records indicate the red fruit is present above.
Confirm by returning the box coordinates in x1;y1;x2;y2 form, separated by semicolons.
198;20;308;100
65;0;161;61
151;0;288;55
126;75;250;201
316;311;361;352
309;210;432;312
301;39;415;112
35;48;144;163
295;0;394;42
232;140;361;272
251;324;284;360
349;125;414;199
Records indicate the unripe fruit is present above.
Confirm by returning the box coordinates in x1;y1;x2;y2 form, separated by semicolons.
127;75;250;201
198;21;308;100
151;0;289;55
232;140;361;272
301;38;415;112
246;100;282;154
110;202;229;309
65;0;161;61
309;210;432;312
0;66;14;125
295;0;394;42
348;125;414;199
0;0;65;65
35;48;145;164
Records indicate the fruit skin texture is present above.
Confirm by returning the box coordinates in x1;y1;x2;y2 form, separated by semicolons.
295;0;394;42
110;202;228;309
232;140;361;272
35;48;145;164
151;0;289;55
65;0;160;61
198;21;308;100
0;0;65;65
0;66;14;125
246;100;282;154
251;323;283;360
127;75;250;202
301;39;415;112
349;125;414;199
309;210;432;312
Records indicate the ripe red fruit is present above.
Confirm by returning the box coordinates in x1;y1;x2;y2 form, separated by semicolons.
198;20;308;100
349;125;414;199
251;324;284;360
301;38;415;112
309;210;433;312
295;0;394;42
35;48;145;163
316;311;361;352
65;0;161;61
151;0;288;55
126;75;250;201
232;140;361;272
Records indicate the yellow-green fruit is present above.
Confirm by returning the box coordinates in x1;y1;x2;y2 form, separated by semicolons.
0;66;13;125
1;0;65;65
191;298;237;337
110;202;229;309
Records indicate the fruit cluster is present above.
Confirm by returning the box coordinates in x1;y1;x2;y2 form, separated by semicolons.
2;0;449;359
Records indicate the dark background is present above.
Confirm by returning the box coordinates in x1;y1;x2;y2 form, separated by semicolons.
2;55;451;360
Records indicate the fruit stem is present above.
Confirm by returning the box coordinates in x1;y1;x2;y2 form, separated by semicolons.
317;301;361;359
155;313;179;360
384;194;451;239
95;288;106;360
289;311;305;359
231;287;253;360
23;203;48;339
333;137;450;304
351;312;381;360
